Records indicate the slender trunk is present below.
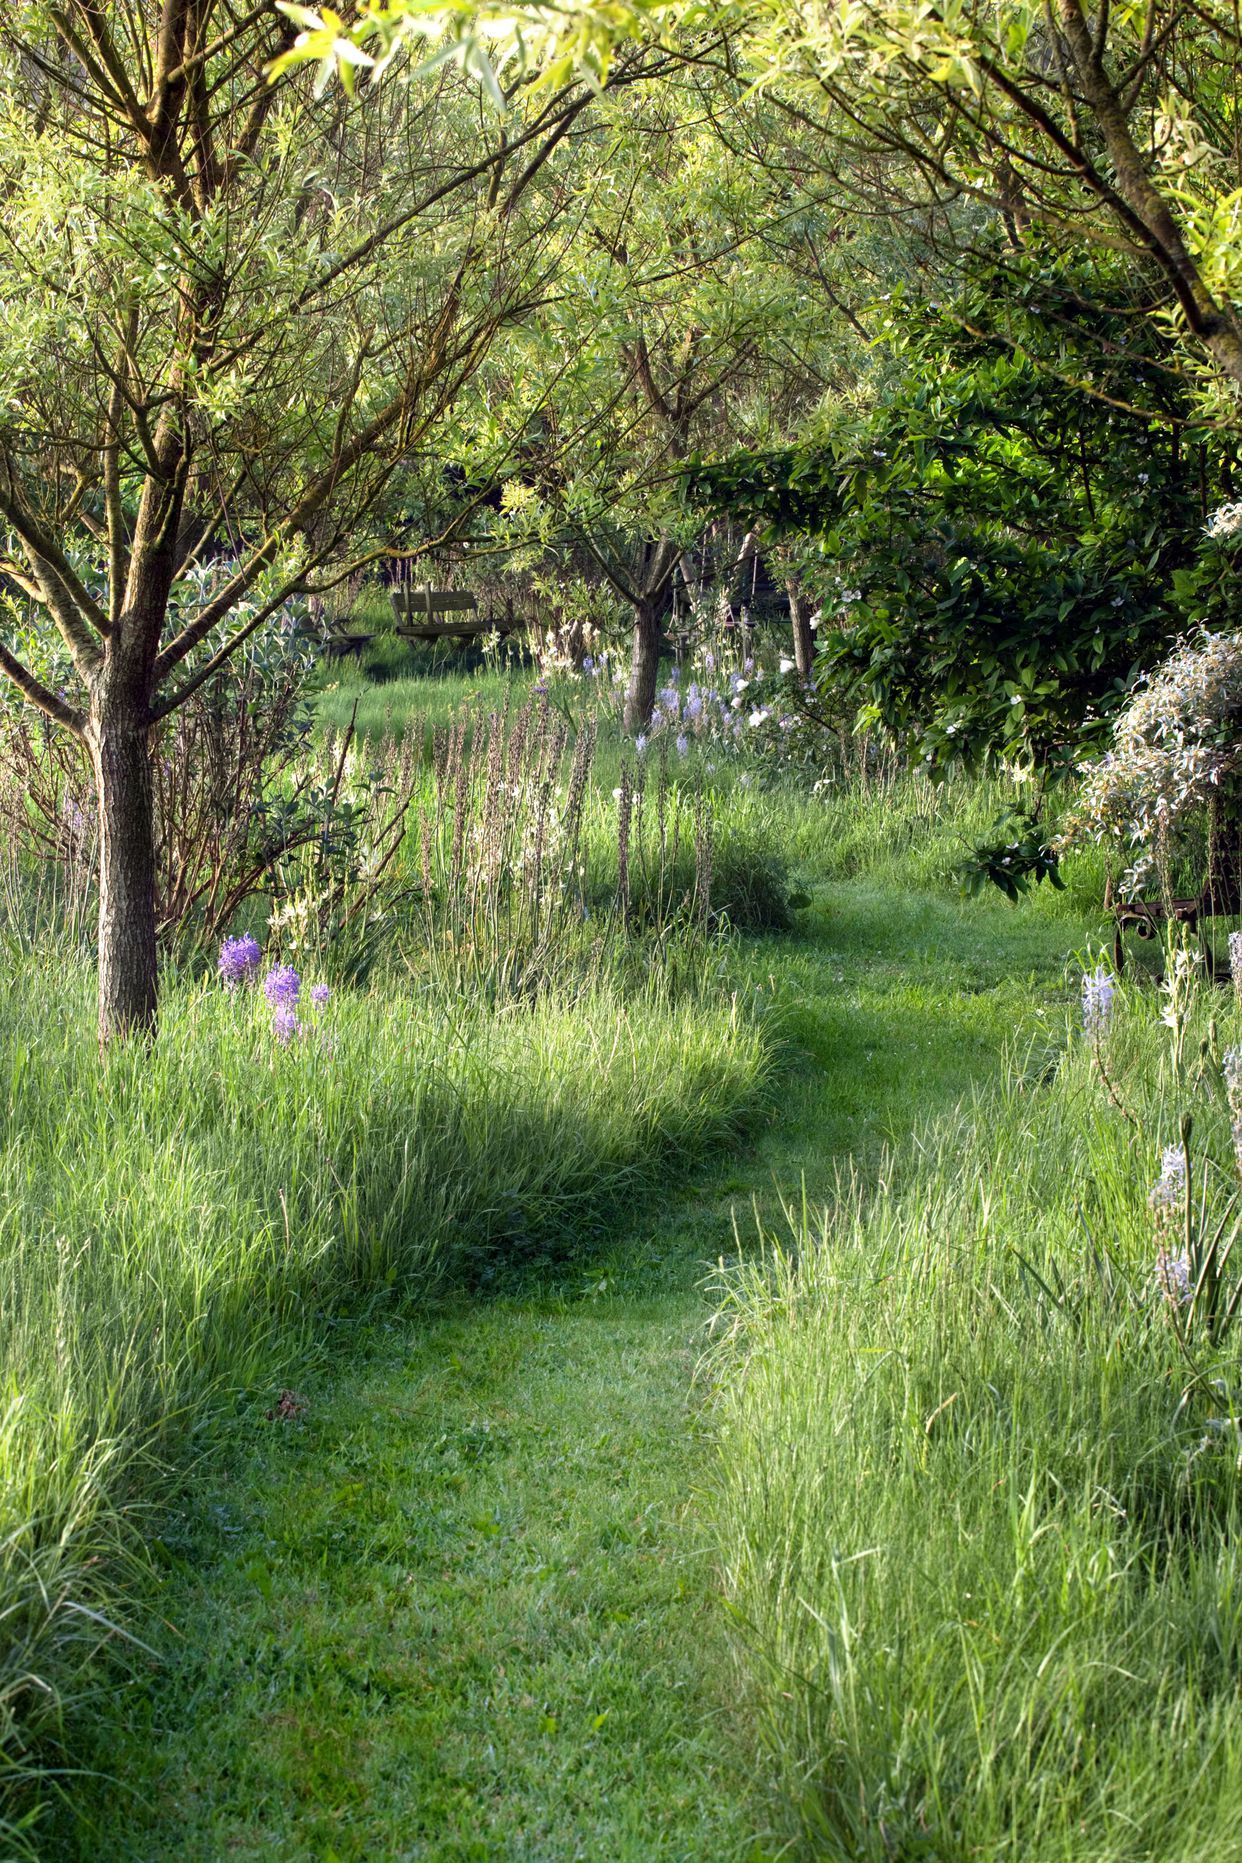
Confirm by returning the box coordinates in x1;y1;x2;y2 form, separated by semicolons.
623;596;661;734
1056;0;1242;391
787;579;815;679
87;692;158;1042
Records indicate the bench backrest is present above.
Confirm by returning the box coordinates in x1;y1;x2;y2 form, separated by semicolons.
392;587;478;622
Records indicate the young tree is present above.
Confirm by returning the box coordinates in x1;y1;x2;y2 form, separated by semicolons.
458;75;833;729
0;3;651;1037
299;0;1242;408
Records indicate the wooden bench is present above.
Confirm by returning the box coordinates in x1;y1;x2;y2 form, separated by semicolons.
391;587;523;641
321;628;373;661
1111;862;1242;974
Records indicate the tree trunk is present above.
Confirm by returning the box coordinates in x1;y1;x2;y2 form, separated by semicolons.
787;579;815;679
623;596;661;734
87;694;158;1043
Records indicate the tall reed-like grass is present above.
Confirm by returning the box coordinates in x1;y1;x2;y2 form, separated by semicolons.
709;968;1242;1860
0;945;769;1849
278;691;794;993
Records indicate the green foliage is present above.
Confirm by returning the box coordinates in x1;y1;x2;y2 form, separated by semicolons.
692;245;1241;775
295;0;1242;428
957;809;1065;903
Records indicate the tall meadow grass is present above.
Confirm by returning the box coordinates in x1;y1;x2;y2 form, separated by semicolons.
709;967;1242;1859
0;943;769;1846
276;689;795;995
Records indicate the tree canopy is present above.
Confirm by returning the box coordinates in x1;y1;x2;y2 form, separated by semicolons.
0;1;669;1033
287;0;1242;408
692;243;1240;773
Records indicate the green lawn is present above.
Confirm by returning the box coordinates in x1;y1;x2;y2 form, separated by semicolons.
315;663;536;741
56;878;1099;1859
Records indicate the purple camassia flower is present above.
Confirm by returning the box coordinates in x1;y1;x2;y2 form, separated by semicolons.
1149;1143;1187;1214
1081;965;1115;1034
703;651;715;673
272;1003;301;1046
1155;1247;1192;1304
634;734;648;756
1223;1049;1242;1173
675;734;689;756
310;983;331;1008
264;964;301;1009
685;692;703;720
219;934;262;989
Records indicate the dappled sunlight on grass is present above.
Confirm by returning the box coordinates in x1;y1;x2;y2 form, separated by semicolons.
49;806;1103;1858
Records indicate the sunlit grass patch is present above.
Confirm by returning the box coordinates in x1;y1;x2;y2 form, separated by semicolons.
710;968;1242;1860
0;948;769;1849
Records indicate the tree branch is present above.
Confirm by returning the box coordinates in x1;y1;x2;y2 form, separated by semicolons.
0;637;85;734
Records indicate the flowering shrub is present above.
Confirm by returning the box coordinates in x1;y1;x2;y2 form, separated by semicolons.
1207;504;1242;541
1065;628;1242;894
611;644;809;770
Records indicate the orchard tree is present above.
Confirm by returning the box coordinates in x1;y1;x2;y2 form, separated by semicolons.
293;0;1242;410
461;74;836;729
0;2;659;1038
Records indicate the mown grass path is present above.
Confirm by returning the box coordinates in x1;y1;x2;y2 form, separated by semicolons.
60;885;1095;1861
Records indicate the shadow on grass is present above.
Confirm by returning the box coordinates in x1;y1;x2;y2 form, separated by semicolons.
49;879;1100;1863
